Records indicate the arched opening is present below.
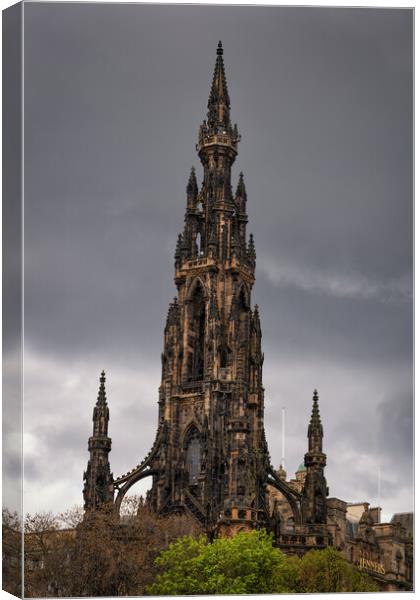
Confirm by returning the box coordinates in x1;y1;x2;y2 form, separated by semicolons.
196;231;203;257
236;286;249;377
186;436;201;484
238;287;249;341
119;478;153;520
114;468;156;516
220;346;228;369
183;425;202;486
187;281;206;381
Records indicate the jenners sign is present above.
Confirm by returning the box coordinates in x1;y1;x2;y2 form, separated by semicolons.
358;557;386;575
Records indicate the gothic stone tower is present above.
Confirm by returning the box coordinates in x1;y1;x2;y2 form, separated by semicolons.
146;41;269;535
83;43;329;545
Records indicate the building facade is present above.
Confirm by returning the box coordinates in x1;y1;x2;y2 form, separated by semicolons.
82;43;413;591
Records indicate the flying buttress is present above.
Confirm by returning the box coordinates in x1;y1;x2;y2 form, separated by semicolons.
266;465;302;524
112;422;167;514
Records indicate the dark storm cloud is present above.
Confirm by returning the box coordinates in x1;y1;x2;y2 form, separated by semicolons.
20;4;413;517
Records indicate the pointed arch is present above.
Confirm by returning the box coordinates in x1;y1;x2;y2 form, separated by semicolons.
236;282;250;310
187;276;208;301
183;422;202;485
186;279;207;381
182;419;202;448
114;468;156;515
220;345;229;368
231;283;250;381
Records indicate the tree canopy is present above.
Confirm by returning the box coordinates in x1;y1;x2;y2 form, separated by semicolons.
284;546;379;593
148;530;379;595
4;502;379;597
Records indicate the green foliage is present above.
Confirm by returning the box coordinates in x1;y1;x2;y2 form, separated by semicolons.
148;529;289;595
294;547;378;593
148;532;379;595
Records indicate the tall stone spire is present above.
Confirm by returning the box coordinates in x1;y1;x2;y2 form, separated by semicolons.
301;390;328;524
308;388;323;450
207;41;231;129
83;371;114;514
150;42;267;535
197;42;241;194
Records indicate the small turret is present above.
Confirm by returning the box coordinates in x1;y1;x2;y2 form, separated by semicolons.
301;390;328;525
174;233;183;265
165;297;180;329
83;371;114;514
308;389;323;451
247;233;256;266
235;172;247;213
186;166;198;208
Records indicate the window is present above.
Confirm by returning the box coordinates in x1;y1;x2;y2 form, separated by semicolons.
196;231;203;256
238;287;249;343
186;436;201;484
188;283;206;381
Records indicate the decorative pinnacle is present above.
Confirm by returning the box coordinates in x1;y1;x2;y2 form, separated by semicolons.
309;389;322;429
236;171;247;198
166;297;180;327
207;41;230;125
97;371;107;405
248;233;256;262
186;166;198;197
252;305;261;330
175;233;183;260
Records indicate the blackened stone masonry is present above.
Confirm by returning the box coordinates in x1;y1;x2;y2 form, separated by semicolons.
82;42;327;540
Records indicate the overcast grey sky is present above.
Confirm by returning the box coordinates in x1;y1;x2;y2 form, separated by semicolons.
14;3;413;521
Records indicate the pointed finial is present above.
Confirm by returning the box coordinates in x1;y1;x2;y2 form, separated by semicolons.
207;40;230;126
97;371;107;406
309;389;321;428
166;297;180;327
174;233;183;261
253;304;261;329
248;233;256;263
186;166;198;198
236;171;247;199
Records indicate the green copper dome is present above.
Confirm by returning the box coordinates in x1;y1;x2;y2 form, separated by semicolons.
297;463;306;472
